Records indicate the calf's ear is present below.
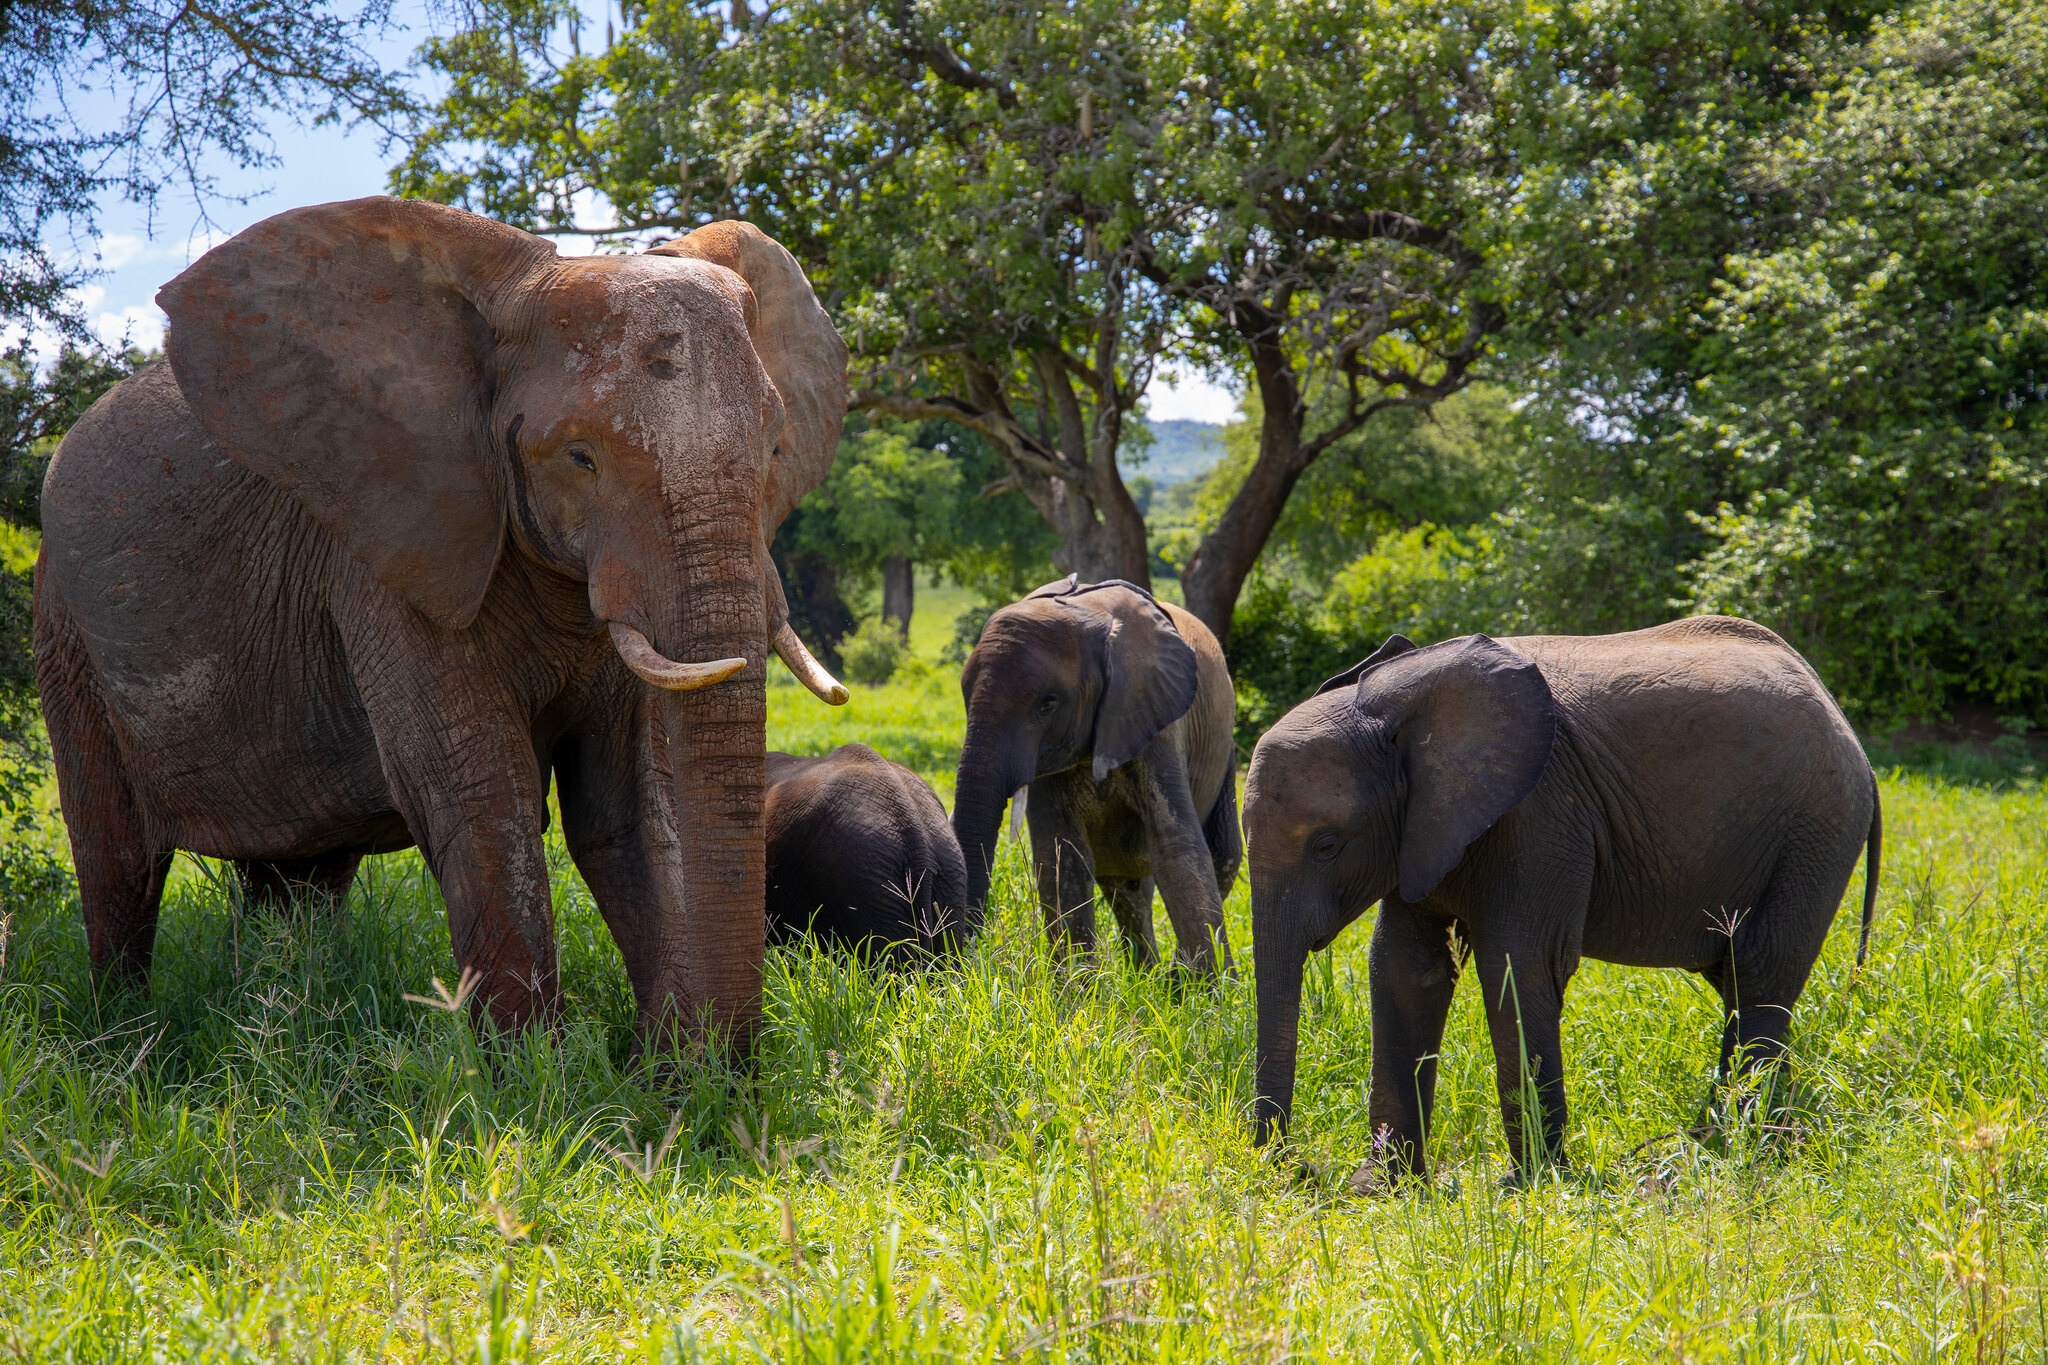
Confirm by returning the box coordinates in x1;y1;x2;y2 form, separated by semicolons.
1354;635;1555;902
1077;585;1198;780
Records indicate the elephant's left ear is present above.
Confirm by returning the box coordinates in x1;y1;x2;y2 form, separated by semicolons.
1081;586;1200;780
646;223;848;536
1356;635;1556;902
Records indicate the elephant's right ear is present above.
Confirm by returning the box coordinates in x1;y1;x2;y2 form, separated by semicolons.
158;197;557;630
1356;635;1555;902
1316;633;1418;695
646;222;849;539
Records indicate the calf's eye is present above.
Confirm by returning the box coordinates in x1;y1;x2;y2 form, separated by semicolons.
567;446;596;472
1035;694;1060;717
1310;830;1344;863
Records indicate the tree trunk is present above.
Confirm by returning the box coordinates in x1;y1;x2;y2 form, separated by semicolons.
881;554;914;638
1178;341;1310;649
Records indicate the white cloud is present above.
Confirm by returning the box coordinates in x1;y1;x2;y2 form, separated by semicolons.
97;233;148;269
1144;370;1240;425
94;304;165;354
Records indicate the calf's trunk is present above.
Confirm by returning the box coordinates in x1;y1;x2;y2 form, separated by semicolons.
1252;897;1310;1145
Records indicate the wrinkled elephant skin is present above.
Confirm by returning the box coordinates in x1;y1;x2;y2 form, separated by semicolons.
33;196;849;1049
764;744;974;961
1245;618;1881;1179
951;576;1242;975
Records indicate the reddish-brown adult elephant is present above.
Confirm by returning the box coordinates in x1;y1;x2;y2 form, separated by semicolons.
32;196;850;1050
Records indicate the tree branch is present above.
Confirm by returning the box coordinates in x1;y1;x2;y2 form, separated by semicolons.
891;3;1017;110
849;387;1089;487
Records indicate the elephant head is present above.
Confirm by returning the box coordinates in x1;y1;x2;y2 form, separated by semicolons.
155;196;848;1045
1243;633;1555;1142
951;576;1199;908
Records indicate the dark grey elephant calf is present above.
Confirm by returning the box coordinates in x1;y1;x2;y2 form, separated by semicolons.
951;576;1241;974
765;744;973;960
1245;617;1880;1178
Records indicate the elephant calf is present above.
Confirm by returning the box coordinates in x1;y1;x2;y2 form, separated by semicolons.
952;576;1241;975
1245;617;1880;1179
766;745;975;960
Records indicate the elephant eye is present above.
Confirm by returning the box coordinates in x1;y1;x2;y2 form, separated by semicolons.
1035;693;1061;717
1310;830;1344;863
566;446;596;472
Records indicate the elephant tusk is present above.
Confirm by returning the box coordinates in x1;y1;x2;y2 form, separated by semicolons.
609;623;748;691
773;622;850;705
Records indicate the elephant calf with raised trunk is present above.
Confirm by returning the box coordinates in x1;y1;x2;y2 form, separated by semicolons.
764;744;974;961
34;197;851;1049
1245;618;1880;1180
953;576;1241;975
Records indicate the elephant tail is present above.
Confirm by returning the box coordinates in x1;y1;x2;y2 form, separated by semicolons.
1858;778;1882;967
1203;751;1244;894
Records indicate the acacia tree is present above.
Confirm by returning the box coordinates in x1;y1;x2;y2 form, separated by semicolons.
406;0;1865;646
401;0;1179;584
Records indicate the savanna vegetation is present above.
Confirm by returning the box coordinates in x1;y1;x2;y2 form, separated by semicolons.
4;0;2048;1357
3;627;2046;1357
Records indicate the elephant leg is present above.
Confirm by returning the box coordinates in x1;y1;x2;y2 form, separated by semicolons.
233;853;362;913
1026;785;1098;960
350;642;557;1032
1100;876;1160;969
1201;763;1243;899
1469;921;1579;1177
555;695;695;1035
1368;899;1464;1179
1703;871;1839;1100
1138;755;1231;975
35;594;171;986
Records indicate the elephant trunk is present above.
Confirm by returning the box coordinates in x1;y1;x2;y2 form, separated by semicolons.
637;506;771;1057
1252;889;1310;1146
952;727;1030;913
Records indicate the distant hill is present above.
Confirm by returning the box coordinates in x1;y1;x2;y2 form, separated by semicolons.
1129;418;1228;485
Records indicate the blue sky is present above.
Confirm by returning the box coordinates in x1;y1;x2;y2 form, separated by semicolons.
45;8;1238;424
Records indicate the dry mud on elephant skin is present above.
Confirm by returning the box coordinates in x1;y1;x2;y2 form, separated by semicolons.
950;574;1243;977
1244;617;1881;1184
763;744;975;963
33;195;855;1050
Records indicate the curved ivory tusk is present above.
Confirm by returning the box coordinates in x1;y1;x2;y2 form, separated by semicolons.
774;622;850;705
609;623;748;691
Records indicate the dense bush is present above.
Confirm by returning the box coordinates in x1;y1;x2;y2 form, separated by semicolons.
839;617;909;687
1675;2;2048;724
1226;1;2048;734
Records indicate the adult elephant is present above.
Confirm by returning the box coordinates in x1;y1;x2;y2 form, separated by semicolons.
33;196;850;1049
951;576;1240;974
1244;619;1880;1180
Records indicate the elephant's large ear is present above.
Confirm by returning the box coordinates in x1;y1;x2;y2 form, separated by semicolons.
1355;635;1555;902
1078;585;1200;781
1315;632;1418;695
646;222;849;536
157;197;556;630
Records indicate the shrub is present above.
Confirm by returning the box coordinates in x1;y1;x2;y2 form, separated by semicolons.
840;617;908;686
943;600;1005;665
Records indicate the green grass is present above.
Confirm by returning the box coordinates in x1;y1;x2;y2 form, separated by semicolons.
4;639;2048;1357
